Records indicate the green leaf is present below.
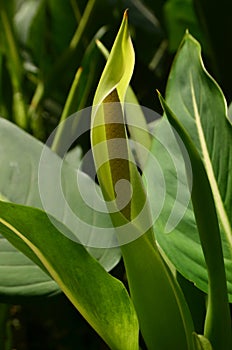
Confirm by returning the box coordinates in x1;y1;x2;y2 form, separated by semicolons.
64;145;82;168
0;201;139;350
0;117;121;298
193;334;213;350
144;117;206;283
145;115;232;329
159;93;232;349
91;13;195;350
166;33;232;245
51;66;83;154
0;232;59;302
0;0;28;129
157;32;232;301
14;0;43;45
228;102;232;123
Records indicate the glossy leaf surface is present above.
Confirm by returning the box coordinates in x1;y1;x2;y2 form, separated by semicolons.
0;201;139;350
0;117;120;299
159;94;232;350
147;33;232;301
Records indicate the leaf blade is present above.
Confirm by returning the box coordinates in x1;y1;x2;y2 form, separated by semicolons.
159;92;232;350
0;201;139;350
150;32;232;303
0;117;121;299
165;33;232;250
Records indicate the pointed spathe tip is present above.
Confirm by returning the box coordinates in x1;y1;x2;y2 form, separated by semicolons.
123;9;129;19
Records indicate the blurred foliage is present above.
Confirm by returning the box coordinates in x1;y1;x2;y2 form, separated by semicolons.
1;0;231;139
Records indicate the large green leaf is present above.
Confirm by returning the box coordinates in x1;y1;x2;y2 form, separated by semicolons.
91;12;195;350
144;117;203;277
0;233;59;302
147;33;232;301
0;117;121;298
0;201;139;350
166;33;232;246
159;94;232;350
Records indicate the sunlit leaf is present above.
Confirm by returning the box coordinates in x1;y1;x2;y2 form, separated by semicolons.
153;32;232;302
159;92;232;350
0;201;139;350
0;117;121;298
193;333;213;350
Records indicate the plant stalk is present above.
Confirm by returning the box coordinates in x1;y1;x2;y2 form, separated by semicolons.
0;4;28;129
51;67;82;155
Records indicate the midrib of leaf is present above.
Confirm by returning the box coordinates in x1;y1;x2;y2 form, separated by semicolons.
190;73;232;250
0;217;90;326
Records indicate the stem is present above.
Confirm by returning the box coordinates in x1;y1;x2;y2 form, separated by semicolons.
30;0;97;122
70;0;82;22
192;158;232;349
28;80;44;119
0;8;22;82
12;92;28;130
69;0;97;50
46;0;97;92
0;4;28;129
51;67;82;155
120;233;195;350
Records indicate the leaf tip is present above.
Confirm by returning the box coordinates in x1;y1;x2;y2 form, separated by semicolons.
184;28;191;40
156;90;164;105
123;8;129;19
95;39;101;50
156;89;161;96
